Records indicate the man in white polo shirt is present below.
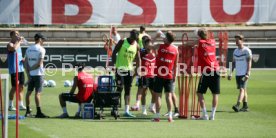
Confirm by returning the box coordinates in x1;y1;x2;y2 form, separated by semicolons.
228;34;252;112
25;33;49;118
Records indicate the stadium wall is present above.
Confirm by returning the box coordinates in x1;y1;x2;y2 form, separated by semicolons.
1;47;275;68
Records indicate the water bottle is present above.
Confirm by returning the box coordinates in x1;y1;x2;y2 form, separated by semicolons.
157;30;166;38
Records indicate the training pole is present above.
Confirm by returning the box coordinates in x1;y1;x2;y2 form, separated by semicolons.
15;53;19;138
0;73;4;138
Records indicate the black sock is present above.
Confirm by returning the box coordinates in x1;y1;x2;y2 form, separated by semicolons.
236;102;240;107
37;107;42;114
243;102;248;107
174;107;179;112
27;106;30;112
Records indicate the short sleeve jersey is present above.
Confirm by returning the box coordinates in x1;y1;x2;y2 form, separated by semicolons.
233;47;252;76
25;44;46;76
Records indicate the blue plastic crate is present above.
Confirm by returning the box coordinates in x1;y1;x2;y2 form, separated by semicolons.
97;75;115;92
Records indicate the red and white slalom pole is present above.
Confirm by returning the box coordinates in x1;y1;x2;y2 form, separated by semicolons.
15;53;19;138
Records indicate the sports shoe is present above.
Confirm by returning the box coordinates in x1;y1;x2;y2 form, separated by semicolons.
75;112;81;118
142;110;147;115
173;112;180;117
123;112;136;118
239;106;249;112
35;112;50;118
152;118;160;122
209;116;215;120
8;106;16;111
168;118;174;122
25;111;32;117
199;115;209;120
19;105;27;110
163;112;169;116
232;105;239;112
130;106;140;111
58;113;69;118
149;107;156;114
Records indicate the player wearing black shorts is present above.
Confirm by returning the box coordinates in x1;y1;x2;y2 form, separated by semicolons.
151;31;179;122
196;29;220;120
131;36;156;115
58;63;96;118
7;30;27;111
112;29;140;118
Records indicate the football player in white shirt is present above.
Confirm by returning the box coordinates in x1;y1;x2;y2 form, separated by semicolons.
228;34;252;112
24;33;49;118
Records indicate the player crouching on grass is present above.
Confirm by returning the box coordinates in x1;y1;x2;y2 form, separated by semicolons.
228;34;252;112
195;28;220;120
131;36;156;115
58;63;97;118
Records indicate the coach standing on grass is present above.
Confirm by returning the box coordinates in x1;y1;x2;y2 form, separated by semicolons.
151;31;179;122
196;28;220;120
24;33;49;118
7;30;27;111
228;34;252;112
112;29;140;118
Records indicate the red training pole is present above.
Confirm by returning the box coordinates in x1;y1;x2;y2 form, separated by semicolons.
15;53;19;138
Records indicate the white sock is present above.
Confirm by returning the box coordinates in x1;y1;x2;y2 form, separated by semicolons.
150;103;155;108
9;100;13;107
136;100;140;107
211;107;216;117
202;107;207;116
19;101;24;106
154;113;160;118
125;105;130;113
142;105;146;112
168;111;173;119
62;107;68;114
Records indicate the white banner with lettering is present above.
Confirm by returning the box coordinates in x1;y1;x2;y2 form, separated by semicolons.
0;0;275;25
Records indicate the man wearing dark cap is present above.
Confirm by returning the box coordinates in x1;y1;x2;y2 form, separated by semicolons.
24;33;49;118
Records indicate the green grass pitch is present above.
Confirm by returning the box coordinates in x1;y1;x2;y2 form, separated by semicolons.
1;70;276;138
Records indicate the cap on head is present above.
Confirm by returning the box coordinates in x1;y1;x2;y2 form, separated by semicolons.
34;33;46;41
234;34;244;41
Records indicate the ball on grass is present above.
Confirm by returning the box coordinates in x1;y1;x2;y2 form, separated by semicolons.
47;80;56;87
43;80;48;87
64;80;72;87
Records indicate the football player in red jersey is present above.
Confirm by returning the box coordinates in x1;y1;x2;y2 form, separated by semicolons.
196;28;220;120
58;63;97;118
150;31;179;122
131;36;156;115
